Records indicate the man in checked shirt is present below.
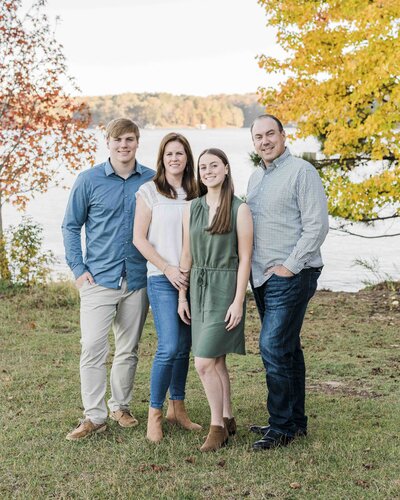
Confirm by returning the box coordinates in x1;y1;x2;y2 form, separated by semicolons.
246;114;329;450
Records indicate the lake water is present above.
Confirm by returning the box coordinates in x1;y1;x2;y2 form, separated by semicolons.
3;128;399;291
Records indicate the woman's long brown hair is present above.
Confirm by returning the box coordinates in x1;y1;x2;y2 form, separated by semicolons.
154;133;197;200
197;148;234;234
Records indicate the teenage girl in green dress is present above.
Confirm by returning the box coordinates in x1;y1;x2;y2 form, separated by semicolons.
178;148;253;452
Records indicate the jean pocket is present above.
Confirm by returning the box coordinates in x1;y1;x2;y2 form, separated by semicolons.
271;272;295;280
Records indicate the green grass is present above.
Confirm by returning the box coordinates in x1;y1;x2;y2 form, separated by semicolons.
1;282;399;499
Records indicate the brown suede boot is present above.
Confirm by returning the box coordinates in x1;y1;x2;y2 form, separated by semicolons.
200;425;229;452
146;407;163;443
223;416;237;436
166;400;202;431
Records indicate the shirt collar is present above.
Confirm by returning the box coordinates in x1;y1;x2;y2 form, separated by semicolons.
104;159;144;177
260;147;291;170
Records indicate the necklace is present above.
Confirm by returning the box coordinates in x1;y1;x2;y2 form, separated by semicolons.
205;196;219;210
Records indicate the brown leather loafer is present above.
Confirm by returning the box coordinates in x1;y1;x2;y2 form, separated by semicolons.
66;419;107;441
110;409;139;428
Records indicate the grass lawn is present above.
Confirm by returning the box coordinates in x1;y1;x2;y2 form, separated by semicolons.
0;282;399;499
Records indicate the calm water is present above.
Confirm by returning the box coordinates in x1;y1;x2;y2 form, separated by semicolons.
4;128;399;291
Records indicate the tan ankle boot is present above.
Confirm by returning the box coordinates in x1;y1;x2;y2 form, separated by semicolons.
200;425;229;452
166;400;202;431
223;416;237;436
146;407;163;443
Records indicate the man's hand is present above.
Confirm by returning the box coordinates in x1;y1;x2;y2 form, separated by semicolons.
267;265;294;278
76;271;95;289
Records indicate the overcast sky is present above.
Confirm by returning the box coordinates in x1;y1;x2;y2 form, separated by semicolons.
36;0;283;96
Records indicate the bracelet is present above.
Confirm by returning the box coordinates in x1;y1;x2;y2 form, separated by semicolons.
179;267;190;273
178;299;188;303
162;263;170;273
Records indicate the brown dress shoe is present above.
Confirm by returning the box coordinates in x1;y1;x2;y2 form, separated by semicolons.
66;419;107;441
223;416;237;436
166;399;202;431
146;407;163;443
200;425;229;452
110;409;139;428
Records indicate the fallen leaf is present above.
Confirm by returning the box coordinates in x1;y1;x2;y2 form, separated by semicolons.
290;482;301;489
150;464;167;472
362;463;374;470
185;456;196;464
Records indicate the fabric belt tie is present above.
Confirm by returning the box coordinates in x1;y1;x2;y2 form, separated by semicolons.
193;266;238;323
197;268;208;322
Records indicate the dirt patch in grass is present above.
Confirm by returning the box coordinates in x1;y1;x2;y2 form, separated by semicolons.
308;381;383;399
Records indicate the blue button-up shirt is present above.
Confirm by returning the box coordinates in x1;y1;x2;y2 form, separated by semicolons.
62;159;155;291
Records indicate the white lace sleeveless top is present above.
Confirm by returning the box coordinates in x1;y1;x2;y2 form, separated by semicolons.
136;181;188;277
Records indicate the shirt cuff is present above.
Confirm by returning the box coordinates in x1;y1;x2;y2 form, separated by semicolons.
282;256;303;275
72;264;88;279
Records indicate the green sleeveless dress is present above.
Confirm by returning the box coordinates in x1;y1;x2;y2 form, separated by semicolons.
189;195;246;358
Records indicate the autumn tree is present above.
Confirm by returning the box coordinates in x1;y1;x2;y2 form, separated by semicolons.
0;0;96;278
257;0;400;232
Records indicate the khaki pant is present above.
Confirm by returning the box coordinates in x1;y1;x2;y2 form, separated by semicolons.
79;280;148;423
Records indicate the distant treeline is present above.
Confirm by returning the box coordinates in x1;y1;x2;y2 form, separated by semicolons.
80;93;265;129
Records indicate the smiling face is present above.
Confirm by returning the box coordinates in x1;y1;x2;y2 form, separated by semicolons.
107;132;138;167
163;140;187;178
251;116;286;166
198;153;228;189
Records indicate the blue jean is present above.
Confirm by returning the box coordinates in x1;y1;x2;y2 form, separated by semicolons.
252;268;320;436
147;275;192;409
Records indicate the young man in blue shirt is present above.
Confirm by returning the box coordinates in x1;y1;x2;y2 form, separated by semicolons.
62;118;154;440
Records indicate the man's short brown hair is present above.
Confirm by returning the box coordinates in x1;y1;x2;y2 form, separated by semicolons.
106;118;140;140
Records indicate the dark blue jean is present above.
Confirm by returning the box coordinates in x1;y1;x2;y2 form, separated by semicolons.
147;275;192;409
252;268;320;436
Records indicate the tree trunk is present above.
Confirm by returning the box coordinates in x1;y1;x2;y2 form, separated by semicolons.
0;193;12;282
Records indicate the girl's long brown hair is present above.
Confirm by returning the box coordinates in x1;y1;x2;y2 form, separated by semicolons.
197;148;234;234
154;133;197;200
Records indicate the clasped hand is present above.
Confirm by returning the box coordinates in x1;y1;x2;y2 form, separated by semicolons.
165;265;189;290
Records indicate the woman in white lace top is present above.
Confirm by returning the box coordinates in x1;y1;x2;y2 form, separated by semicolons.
133;132;201;443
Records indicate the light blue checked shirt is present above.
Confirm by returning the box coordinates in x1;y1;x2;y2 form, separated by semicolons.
246;148;329;288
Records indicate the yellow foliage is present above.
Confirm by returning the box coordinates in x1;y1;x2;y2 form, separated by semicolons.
258;0;400;221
